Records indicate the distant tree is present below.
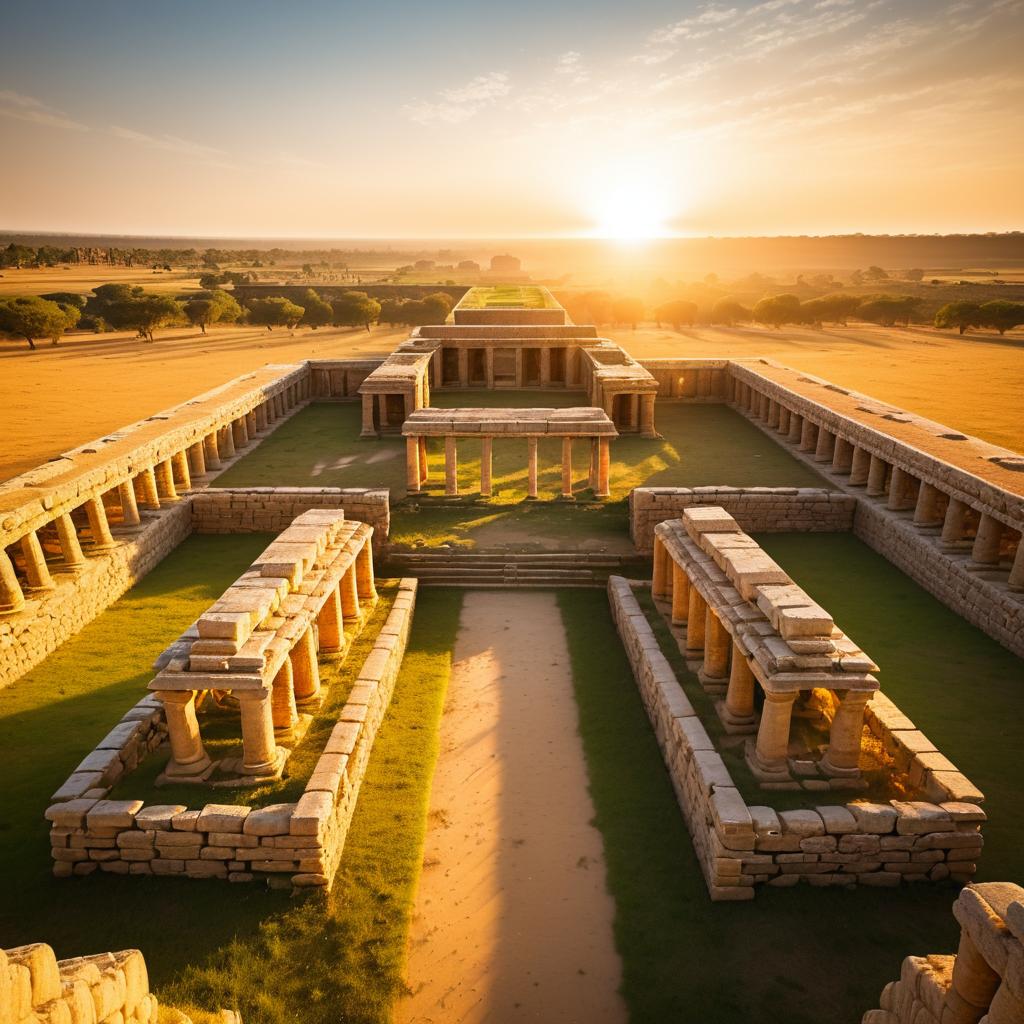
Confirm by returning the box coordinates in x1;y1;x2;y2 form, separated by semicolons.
710;297;750;326
183;289;242;334
654;299;698;330
903;268;925;282
330;291;381;332
118;294;184;341
801;293;861;326
753;293;804;328
300;289;333;328
247;297;305;331
849;269;865;286
378;297;406;327
612;296;646;329
199;272;225;289
0;295;80;349
40;292;87;309
857;295;920;327
934;301;984;335
864;266;889;282
979;300;1024;335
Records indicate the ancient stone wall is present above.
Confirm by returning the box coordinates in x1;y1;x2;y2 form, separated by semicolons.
46;579;417;889
0;501;192;690
862;882;1024;1024
308;359;384;399
1;941;175;1024
190;488;390;551
629;487;856;552
638;358;730;400
608;576;986;900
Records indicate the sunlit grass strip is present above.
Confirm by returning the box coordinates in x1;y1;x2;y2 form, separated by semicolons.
160;589;464;1024
454;285;557;309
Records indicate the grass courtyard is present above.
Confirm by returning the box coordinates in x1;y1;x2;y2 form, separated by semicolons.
454;285;557;309
214;396;829;548
0;527;1020;1023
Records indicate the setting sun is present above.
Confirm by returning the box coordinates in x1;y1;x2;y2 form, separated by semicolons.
584;163;678;240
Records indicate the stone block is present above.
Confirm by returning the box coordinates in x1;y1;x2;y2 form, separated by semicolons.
892;802;954;835
134;805;187;830
196;804;250;834
779;809;825;837
243;803;297;837
848;802;898;834
86;800;143;829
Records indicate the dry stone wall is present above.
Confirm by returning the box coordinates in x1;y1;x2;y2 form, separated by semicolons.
608;576;986;900
190;488;390;551
46;579;417;889
630;486;855;553
862;882;1024;1024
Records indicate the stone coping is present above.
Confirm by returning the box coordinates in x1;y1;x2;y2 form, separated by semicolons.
401;406;619;437
151;510;372;692
655;509;878;692
411;324;601;341
608;575;985;898
46;579;418;889
731;359;1024;515
639;357;732;370
580;347;659;392
357;351;433;393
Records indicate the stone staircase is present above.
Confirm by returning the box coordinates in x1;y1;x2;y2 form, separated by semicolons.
381;549;647;588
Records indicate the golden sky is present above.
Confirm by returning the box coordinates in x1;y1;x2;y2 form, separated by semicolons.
1;0;1022;238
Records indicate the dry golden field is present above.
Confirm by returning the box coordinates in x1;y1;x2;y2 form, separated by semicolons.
0;320;1021;483
0;265;205;296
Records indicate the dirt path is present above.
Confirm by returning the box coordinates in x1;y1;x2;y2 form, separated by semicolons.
398;591;626;1024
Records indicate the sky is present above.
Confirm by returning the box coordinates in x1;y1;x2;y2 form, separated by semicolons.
0;0;1022;239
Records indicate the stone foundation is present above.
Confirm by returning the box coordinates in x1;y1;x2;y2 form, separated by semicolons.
46;579;417;889
862;882;1024;1024
608;575;985;900
630;486;856;553
190;488;390;551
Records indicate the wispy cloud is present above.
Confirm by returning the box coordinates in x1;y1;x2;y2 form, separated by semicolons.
109;125;226;159
404;71;511;124
0;90;87;131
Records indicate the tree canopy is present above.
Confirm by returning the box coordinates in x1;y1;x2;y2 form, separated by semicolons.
183;289;242;334
0;295;80;350
84;284;184;340
654;299;698;329
299;289;334;328
752;293;803;327
330;291;382;332
612;296;646;329
934;301;984;335
710;297;750;326
978;300;1024;335
247;297;305;330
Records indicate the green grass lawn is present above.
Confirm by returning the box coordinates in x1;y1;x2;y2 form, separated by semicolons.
556;532;1023;1024
0;534;463;1024
454;285;556;309
215;398;829;548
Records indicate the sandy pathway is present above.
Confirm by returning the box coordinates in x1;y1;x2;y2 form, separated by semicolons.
398;591;626;1024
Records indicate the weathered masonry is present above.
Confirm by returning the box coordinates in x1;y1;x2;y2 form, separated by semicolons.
401;406;618;499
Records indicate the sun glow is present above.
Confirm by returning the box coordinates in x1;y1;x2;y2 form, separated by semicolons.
585;165;678;240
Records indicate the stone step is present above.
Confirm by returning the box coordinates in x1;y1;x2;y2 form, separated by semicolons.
382;565;596;579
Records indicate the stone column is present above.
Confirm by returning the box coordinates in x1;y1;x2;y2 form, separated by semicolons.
204;432;222;470
849;446;871;486
686;588;707;655
172;450;191;492
418;436;429;485
317;586;345;653
246;410;258;437
0;550;25;615
596;437;611;498
814;427;835;462
431;348;443;388
232;417;248;449
341;566;360;619
291;627;321;707
84;497;116;551
20;531;53;591
406;436;421;493
155;460;178;502
255;403;269;431
158;691;211;777
753;691;798;773
588;438;599;491
540;347;551;386
671;562;689;625
137;468;161;510
480;437;493;497
271;657;299;737
913;482;942;526
767;399;780;428
515;349;525;388
117;481;141;527
485;348;495;389
187;442;207;478
821;690;871;776
640;393;657;438
777;406;791;436
237;690;278;775
444;436;459;496
360;393;377;437
887;466;915;510
722;643;757;731
356;543;378;602
527;437;539;499
652;537;669;600
866;455;888;497
458;348;470;387
788;413;803;444
1008;537;1024;591
702;607;730;681
561;437;573;499
799;418;818;452
831;436;854;474
55;514;87;571
941;498;969;547
972;513;1003;565
219;424;236;459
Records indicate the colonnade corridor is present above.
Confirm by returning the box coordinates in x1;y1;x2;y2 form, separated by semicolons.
397;591;627;1024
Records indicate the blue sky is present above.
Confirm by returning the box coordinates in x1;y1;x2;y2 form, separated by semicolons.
1;0;1023;237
